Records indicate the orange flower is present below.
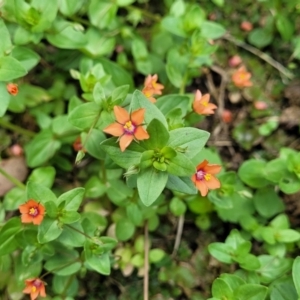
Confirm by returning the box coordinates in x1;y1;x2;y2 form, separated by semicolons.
19;199;45;225
232;66;253;88
192;90;217;115
142;74;164;103
103;106;150;152
23;278;46;300
6;83;18;96
191;160;221;197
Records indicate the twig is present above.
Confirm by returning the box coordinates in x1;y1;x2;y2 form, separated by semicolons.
222;34;294;80
144;220;149;300
172;214;185;257
0;118;36;137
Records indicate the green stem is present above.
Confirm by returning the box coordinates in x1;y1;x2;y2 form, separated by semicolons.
100;160;107;183
0;118;36;137
0;167;26;190
179;71;189;95
65;224;92;240
40;260;80;279
68;15;91;27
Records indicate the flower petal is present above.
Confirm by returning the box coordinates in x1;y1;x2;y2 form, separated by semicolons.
134;126;149;141
196;160;209;171
131;108;145;125
119;134;134;152
195;180;208;197
200;93;210;104
205;164;222;175
103;123;124;137
32;214;44;225
39;283;46;297
38;203;45;215
205;176;221;189
21;214;33;223
195;89;202;101
114;106;129;124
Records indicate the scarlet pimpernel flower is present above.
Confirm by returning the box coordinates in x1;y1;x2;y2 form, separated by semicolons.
6;83;18;95
191;160;221;197
232;66;253;88
192;90;217;115
142;74;164;103
23;278;46;300
103;106;149;152
19;199;45;225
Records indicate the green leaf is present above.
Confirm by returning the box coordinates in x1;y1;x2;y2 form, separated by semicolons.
130;90;168;128
126;203;143;226
115;218;135;241
60;211;81;224
46;20;87;49
28;166;56;188
248;28;273;48
293;257;300;298
234;284;268;300
270;277;298;300
97;57;134;88
265;159;288;183
0;19;12;55
88;0;117;29
59;0;85;16
25;130;61;167
140;119;169;150
44;250;81;276
279;173;300;194
156;94;190;116
238;160;270;188
68;102;101;130
100;137;145;169
26;181;57;204
0;82;10;117
149;248;165;263
276;229;300;243
58;187;85;211
57;222;86;247
37;217;63;243
11;46;40;72
81;129;106;160
170;197;186;216
137;167;168;206
253;187;284;218
276;14;294;41
211;0;224;7
212;278;233;299
208;242;234;264
116;0;135;6
201;21;226;39
166;175;197;194
167;127;210;159
258;255;292;284
0;56;27;81
84;240;111;275
3;187;26;211
0;217;22;256
167;152;196;176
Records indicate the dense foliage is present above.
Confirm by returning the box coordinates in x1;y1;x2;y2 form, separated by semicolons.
0;0;300;299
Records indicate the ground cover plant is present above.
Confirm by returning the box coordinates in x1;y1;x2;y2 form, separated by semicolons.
0;0;300;299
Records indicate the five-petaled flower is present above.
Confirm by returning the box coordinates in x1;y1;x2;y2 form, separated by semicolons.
232;66;253;88
23;278;46;300
6;83;18;96
142;74;164;103
191;160;221;196
103;106;150;152
19;199;45;225
192;90;217;115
